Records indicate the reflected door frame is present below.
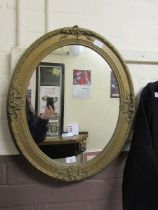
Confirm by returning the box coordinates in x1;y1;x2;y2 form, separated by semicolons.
36;62;65;136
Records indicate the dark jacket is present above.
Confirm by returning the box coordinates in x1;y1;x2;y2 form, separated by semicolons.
26;99;48;143
122;81;158;210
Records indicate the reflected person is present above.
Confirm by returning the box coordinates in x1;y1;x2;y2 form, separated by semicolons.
26;96;54;143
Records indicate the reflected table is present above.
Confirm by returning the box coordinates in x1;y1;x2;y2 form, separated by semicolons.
38;133;88;159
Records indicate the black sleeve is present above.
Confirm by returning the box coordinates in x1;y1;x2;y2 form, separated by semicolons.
26;100;49;143
28;116;49;143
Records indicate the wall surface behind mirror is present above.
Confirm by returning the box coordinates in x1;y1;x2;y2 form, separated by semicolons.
1;0;158;209
1;0;158;154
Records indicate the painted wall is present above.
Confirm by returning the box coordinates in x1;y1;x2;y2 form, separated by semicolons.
1;0;158;155
0;153;126;210
0;0;158;209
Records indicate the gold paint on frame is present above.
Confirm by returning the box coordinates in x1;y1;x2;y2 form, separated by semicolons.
7;26;135;181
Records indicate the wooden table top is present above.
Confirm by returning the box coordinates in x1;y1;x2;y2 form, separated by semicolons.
38;133;88;146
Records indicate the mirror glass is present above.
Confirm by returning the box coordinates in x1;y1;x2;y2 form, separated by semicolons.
27;45;120;164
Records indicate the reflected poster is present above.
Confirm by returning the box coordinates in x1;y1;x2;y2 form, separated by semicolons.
72;69;91;98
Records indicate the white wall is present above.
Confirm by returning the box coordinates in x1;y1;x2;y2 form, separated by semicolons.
0;0;158;154
43;46;119;150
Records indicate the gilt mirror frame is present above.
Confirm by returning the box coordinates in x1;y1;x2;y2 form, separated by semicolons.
7;26;135;181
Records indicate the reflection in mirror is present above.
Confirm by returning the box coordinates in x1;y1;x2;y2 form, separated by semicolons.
27;45;120;164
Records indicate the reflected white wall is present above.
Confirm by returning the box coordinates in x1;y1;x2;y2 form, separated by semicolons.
43;46;119;150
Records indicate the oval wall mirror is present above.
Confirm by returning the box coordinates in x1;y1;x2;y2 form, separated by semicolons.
7;26;135;181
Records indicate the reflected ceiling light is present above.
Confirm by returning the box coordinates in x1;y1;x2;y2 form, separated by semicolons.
69;45;84;56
